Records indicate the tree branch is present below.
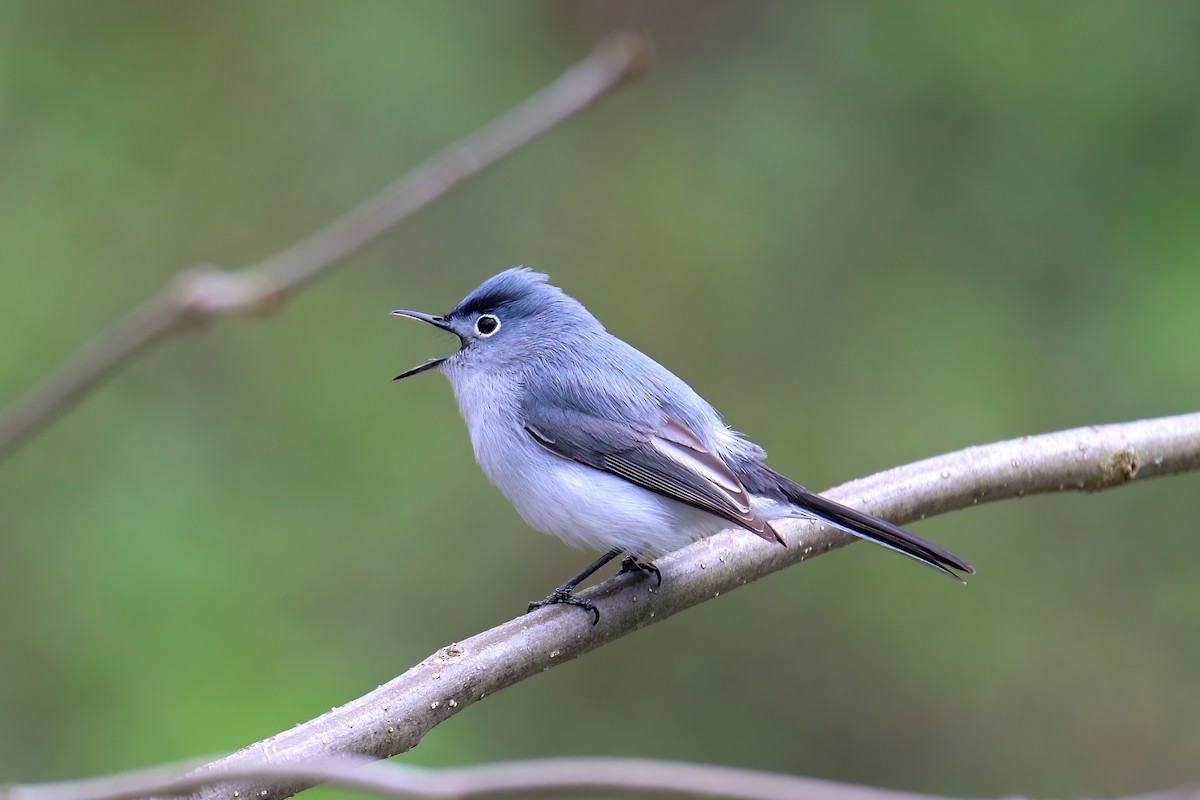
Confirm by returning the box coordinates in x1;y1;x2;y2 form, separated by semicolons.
4;754;962;800
0;32;651;460
164;412;1200;800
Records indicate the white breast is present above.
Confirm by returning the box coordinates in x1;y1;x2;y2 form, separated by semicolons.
444;366;728;557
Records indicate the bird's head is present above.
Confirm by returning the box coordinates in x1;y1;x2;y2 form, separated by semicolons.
391;266;601;380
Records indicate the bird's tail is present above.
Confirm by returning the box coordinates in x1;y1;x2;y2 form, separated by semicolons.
777;476;974;580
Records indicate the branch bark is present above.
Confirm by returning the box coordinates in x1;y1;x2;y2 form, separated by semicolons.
165;412;1200;800
0;33;651;460
7;755;1200;800
4;754;965;800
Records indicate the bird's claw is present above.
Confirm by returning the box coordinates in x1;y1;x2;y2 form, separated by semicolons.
527;590;601;625
618;555;661;586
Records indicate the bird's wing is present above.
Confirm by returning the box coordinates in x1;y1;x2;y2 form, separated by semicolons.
521;397;783;545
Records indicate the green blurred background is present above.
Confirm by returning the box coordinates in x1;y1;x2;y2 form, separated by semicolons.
2;1;1198;797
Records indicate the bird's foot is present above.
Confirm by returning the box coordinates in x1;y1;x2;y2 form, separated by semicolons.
618;555;661;586
527;589;600;626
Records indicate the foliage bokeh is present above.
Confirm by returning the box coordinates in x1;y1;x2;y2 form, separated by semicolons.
2;2;1198;797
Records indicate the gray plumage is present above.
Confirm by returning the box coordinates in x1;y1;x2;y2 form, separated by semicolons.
393;267;973;600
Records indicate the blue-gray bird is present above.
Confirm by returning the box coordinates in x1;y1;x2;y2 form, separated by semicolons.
393;267;973;622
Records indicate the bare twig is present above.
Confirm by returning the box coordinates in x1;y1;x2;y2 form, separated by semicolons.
158;412;1200;800
4;754;959;800
0;33;651;460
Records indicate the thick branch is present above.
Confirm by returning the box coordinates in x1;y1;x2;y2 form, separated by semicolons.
0;33;651;460
176;412;1200;800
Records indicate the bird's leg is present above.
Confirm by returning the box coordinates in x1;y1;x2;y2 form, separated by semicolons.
618;555;661;586
527;547;623;625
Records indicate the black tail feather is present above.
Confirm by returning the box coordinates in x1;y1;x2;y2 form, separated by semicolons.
744;464;974;579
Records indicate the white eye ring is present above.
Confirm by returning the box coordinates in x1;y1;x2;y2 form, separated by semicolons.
475;314;501;337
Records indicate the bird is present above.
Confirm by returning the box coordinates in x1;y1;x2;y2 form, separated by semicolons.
392;267;973;623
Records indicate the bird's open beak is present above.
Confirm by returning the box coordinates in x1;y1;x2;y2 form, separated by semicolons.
390;310;465;380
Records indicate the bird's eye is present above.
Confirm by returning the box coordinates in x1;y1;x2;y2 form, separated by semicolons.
475;314;500;337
